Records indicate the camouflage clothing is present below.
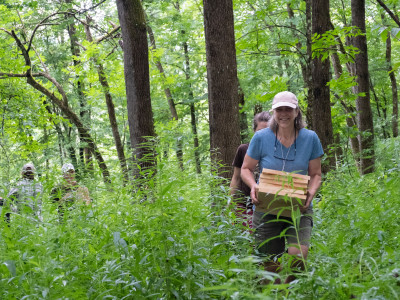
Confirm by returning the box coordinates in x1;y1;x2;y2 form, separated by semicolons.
51;183;90;205
51;182;90;222
7;178;43;220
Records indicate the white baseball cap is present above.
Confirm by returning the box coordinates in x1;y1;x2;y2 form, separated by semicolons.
271;91;298;110
22;163;36;173
62;163;75;174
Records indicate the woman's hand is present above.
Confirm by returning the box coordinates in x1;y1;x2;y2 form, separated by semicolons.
300;192;312;213
250;184;259;205
301;157;322;213
241;154;260;205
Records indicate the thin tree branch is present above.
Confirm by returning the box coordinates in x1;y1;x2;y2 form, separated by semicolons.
75;17;121;44
17;10;50;73
0;72;44;78
78;0;108;15
1;25;110;181
376;0;400;27
75;41;87;51
95;26;120;44
27;12;74;53
236;24;306;43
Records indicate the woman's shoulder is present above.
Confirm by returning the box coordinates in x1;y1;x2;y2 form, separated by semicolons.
253;127;273;138
299;128;319;139
237;143;249;151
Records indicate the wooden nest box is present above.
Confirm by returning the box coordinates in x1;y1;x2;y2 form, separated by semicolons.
255;169;310;218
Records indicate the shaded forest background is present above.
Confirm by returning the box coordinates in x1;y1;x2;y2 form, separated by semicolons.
1;0;400;298
0;0;399;179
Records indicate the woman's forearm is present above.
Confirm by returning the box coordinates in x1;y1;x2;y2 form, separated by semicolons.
230;167;241;196
241;167;256;189
307;174;321;200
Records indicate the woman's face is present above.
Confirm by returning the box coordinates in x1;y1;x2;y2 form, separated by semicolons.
274;106;299;129
255;121;268;132
23;167;35;180
63;169;75;182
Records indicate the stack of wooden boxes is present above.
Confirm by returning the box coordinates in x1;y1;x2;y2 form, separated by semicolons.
256;169;310;217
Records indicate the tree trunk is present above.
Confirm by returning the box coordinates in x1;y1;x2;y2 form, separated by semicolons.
351;0;375;174
254;103;262;115
370;77;388;139
28;74;111;181
305;0;313;129
5;29;110;182
203;0;241;179
66;0;90;170
329;21;361;164
311;0;334;173
116;0;156;180
330;52;360;161
147;24;178;120
45;101;65;165
385;33;399;137
147;22;184;171
377;0;400;27
287;2;313;129
84;19;130;183
64;124;80;176
238;85;248;143
183;39;202;174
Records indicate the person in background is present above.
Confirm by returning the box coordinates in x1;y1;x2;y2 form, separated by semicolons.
241;91;323;284
51;163;91;222
0;163;43;223
229;111;270;228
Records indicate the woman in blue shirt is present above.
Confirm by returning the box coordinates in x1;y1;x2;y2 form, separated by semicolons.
241;91;323;284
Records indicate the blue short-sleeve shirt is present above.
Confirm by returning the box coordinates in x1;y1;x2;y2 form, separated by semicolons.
247;128;324;175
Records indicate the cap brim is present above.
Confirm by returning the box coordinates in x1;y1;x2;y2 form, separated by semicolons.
271;102;297;110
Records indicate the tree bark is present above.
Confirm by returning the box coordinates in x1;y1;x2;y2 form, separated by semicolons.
116;0;156;180
147;22;184;171
66;0;90;170
305;0;314;129
238;85;248;143
183;39;202;174
44;101;65;165
385;33;399;137
369;78;388;139
351;0;375;174
63;123;80;175
173;2;200;173
84;19;130;182
287;2;313;129
329;20;361;164
311;0;334;173
4;29;110;182
29;75;111;181
376;0;400;27
203;0;241;179
331;51;360;162
147;24;178;120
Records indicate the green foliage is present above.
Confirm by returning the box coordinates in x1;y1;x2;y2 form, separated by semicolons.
1;0;400;297
242;75;288;113
0;152;259;299
312;27;361;63
310;159;400;298
3;142;400;298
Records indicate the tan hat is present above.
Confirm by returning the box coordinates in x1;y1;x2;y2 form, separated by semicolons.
271;91;298;110
22;163;36;173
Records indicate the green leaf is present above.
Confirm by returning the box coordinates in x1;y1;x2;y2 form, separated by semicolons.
3;260;16;276
391;28;400;38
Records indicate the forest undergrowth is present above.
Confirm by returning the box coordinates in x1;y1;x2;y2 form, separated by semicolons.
1;138;400;299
